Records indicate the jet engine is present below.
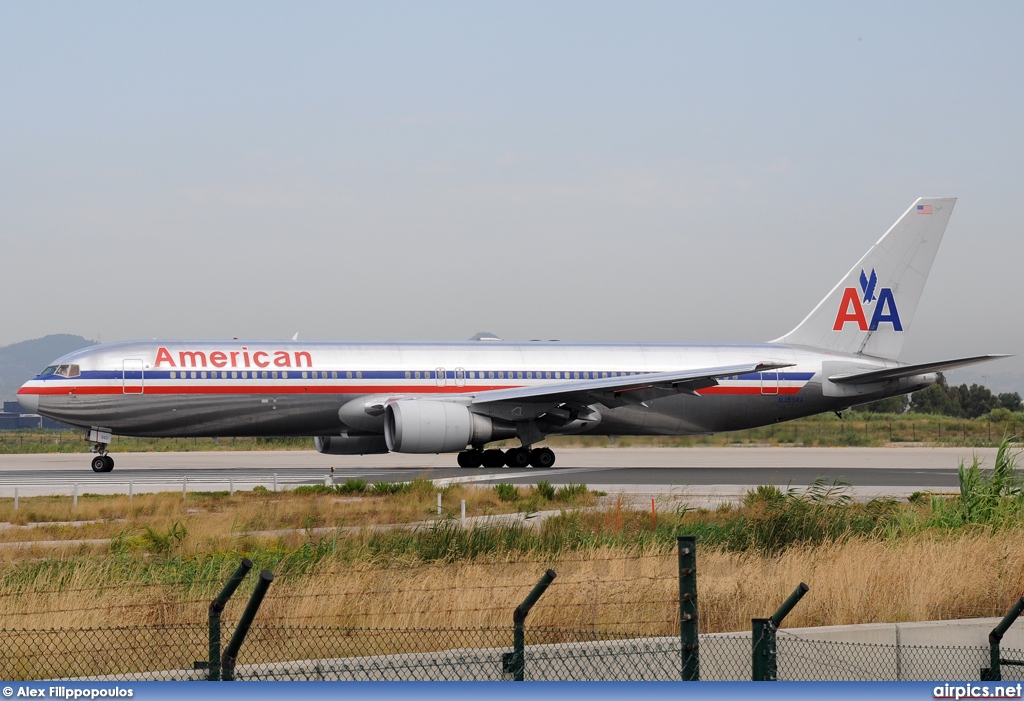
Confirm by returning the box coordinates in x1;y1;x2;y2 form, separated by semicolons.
313;433;389;455
384;400;516;453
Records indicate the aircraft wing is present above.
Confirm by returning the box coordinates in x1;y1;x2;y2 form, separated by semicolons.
827;354;1009;385
471;362;793;408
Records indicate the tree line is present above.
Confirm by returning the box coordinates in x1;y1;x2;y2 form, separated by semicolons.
852;373;1023;418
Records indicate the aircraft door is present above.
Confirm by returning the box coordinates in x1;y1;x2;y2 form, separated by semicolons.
123;359;144;394
455;368;466;387
760;370;779;395
436;368;446;387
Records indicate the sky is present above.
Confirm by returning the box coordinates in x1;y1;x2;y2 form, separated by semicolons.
1;2;1021;388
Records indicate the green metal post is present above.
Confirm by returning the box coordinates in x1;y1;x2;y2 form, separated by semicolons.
502;569;556;681
753;583;808;681
221;569;274;681
203;559;253;681
752;618;774;681
771;582;809;627
983;597;1024;681
678;535;699;681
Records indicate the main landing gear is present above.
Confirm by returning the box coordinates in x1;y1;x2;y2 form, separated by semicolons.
457;447;556;469
89;444;114;473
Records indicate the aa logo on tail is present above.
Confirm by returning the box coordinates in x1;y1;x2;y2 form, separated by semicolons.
833;268;903;332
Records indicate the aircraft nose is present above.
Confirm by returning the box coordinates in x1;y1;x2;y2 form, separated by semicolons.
17;388;39;414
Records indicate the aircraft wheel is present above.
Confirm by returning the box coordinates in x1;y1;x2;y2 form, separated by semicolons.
481;449;506;468
530;448;555;469
458;450;483;468
91;455;107;473
505;448;531;468
103;456;115;472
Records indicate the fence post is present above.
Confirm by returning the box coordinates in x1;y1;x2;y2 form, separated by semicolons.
14;488;17;511
221;569;274;681
678;534;699;681
982;597;1024;681
129;481;133;502
73;484;78;509
502;569;556;681
752;582;809;681
199;559;253;681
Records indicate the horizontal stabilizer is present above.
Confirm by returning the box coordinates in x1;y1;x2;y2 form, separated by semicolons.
827;355;1009;385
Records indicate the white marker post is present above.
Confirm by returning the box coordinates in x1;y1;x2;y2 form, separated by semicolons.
14;488;18;511
183;477;187;500
73;484;78;509
229;479;234;496
274;473;278;492
437;492;442;516
461;499;466;527
129;481;133;502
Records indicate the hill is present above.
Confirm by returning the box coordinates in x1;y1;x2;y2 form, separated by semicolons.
0;335;96;405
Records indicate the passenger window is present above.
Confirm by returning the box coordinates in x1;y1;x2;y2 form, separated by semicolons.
415;371;421;379
554;371;561;379
170;371;177;379
331;371;338;379
272;371;278;379
526;371;532;379
574;372;580;379
517;371;523;379
191;371;197;379
356;371;362;379
232;371;238;379
545;371;551;379
302;371;308;379
282;371;288;379
346;371;352;379
405;371;411;379
488;371;494;379
241;371;248;379
201;371;207;379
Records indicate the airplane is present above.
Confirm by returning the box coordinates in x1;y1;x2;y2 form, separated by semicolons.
17;197;1006;472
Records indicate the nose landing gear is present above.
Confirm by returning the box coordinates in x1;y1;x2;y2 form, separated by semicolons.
89;442;114;472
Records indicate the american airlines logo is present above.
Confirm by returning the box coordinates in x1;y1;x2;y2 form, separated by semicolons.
154;347;313;369
832;268;903;332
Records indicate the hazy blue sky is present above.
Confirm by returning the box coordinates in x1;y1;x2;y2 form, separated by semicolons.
1;2;1021;386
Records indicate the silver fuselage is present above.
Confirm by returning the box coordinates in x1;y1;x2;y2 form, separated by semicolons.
17;340;932;440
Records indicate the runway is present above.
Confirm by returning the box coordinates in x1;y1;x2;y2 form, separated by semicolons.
0;446;993;500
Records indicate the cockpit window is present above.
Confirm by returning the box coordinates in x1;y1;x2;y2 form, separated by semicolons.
43;365;81;378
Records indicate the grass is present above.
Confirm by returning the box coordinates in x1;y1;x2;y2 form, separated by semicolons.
1;439;1022;634
1;411;1023;454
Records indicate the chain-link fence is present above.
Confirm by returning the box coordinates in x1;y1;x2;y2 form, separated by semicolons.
2;624;1022;682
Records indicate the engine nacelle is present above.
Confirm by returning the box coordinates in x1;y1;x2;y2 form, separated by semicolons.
384;400;516;453
314;433;389;455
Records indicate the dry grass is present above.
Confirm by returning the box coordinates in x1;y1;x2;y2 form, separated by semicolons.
2;528;1024;633
3;479;1024;635
0;482;557;545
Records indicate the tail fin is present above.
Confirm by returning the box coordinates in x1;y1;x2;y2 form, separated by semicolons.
772;197;956;360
